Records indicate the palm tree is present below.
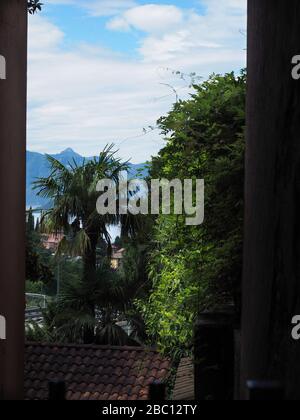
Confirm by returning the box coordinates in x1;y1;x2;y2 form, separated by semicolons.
43;259;147;346
34;145;134;342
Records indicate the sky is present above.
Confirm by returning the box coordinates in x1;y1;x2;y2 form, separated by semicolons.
27;0;247;163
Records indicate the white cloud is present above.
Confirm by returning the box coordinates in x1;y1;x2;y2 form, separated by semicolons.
28;15;171;162
87;0;137;17
107;4;183;33
203;0;246;14
108;0;247;63
27;1;247;163
29;15;64;51
46;0;137;17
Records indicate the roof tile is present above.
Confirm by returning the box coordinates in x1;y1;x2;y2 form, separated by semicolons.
172;357;194;400
25;343;171;401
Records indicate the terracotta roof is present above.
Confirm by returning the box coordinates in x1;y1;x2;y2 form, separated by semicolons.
111;248;125;260
41;233;64;251
172;357;194;400
25;343;171;400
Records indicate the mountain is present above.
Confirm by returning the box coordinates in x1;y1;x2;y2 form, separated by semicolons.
26;149;148;208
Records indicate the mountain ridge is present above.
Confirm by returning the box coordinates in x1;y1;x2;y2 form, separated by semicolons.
26;149;148;208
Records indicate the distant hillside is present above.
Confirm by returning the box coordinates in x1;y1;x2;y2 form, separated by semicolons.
26;148;148;208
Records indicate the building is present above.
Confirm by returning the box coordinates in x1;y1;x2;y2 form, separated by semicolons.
41;233;64;252
172;357;194;400
25;343;171;400
111;247;125;270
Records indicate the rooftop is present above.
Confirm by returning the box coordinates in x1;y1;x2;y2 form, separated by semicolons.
172;357;194;400
111;248;125;260
25;343;171;400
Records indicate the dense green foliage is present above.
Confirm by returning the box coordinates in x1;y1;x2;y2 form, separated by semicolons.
27;254;148;345
26;208;54;288
25;280;44;295
139;71;246;355
43;261;133;344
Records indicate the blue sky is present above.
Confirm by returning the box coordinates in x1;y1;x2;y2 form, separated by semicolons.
44;1;206;53
27;0;246;162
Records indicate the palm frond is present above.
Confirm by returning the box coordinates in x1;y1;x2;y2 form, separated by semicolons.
95;323;134;346
56;230;91;257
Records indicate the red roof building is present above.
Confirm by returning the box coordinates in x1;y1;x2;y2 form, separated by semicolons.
25;343;171;400
111;248;125;270
41;233;64;252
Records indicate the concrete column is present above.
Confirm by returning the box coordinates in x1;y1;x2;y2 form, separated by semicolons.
0;0;27;400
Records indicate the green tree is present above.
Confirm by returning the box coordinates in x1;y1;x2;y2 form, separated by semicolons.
139;71;246;355
119;242;150;343
34;145;138;342
114;236;123;249
35;218;40;233
26;207;35;233
26;209;54;287
43;259;146;345
26;232;53;283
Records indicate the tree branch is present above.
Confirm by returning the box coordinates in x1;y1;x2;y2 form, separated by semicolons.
27;0;43;15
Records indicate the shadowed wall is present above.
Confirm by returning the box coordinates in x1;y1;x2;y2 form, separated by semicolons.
0;0;27;400
241;0;300;400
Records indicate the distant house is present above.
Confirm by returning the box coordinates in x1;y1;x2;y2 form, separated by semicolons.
41;233;64;252
111;247;125;270
25;343;171;400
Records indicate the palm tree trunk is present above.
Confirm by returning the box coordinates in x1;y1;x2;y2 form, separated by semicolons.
82;232;98;344
83;235;97;279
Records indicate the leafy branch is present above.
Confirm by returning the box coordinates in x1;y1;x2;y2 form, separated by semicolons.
27;0;43;14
